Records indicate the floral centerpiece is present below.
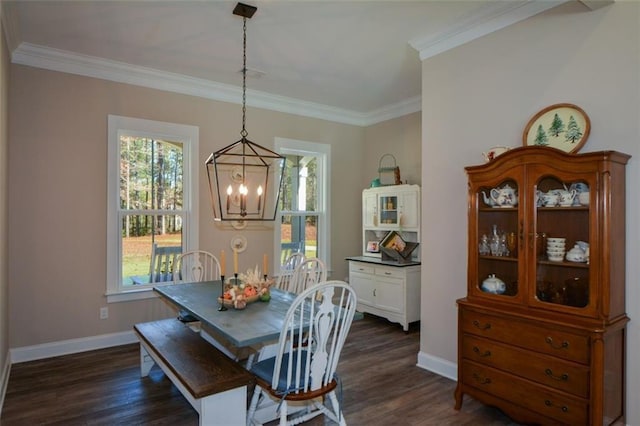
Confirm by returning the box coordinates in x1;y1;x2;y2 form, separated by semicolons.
220;265;274;309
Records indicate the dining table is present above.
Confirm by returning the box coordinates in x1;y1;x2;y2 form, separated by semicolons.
153;280;298;348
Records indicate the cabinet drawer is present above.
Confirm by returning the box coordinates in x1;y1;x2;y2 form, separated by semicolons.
461;334;589;398
462;360;588;425
460;309;589;364
374;266;404;278
350;263;374;274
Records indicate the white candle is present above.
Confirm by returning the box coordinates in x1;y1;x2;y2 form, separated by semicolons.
233;250;238;274
220;250;226;276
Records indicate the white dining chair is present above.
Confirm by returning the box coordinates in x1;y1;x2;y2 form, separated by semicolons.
247;281;357;426
172;250;220;327
275;252;306;292
173;250;221;284
288;257;327;295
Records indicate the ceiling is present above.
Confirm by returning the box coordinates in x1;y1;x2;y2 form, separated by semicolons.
2;0;574;125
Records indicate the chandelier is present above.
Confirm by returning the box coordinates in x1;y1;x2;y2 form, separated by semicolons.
206;2;285;221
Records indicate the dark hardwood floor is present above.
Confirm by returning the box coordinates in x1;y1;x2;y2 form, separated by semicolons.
2;314;519;425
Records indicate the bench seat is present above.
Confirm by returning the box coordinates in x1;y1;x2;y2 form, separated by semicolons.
134;319;254;425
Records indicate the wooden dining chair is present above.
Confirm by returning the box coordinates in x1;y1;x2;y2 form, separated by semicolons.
247;281;357;426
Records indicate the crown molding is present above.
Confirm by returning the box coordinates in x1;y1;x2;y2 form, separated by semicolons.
11;42;416;127
409;0;570;61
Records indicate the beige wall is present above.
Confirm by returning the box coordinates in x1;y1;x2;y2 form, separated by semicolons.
0;3;10;390
419;1;640;423
362;111;421;188
7;66;365;348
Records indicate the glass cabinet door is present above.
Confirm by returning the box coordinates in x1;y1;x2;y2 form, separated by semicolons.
531;171;593;311
473;176;522;301
379;195;398;225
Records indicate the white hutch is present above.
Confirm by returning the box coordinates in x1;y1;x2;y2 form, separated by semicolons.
347;184;421;331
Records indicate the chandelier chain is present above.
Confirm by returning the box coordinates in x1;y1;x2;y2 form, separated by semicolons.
241;16;248;139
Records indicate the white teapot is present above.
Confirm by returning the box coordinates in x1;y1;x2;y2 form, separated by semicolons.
490;184;518;207
556;189;577;207
481;274;506;294
565;244;586;262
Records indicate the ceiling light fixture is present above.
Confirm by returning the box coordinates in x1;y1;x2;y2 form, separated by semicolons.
206;2;285;222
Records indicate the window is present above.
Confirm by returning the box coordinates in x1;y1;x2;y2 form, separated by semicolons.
274;138;330;272
107;116;198;302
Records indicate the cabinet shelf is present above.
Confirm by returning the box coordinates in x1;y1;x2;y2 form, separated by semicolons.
537;260;589;269
479;255;517;262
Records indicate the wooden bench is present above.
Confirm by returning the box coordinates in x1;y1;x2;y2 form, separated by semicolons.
134;319;255;426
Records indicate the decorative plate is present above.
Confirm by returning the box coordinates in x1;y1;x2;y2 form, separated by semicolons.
522;103;590;153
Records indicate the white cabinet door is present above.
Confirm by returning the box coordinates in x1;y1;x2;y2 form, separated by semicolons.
398;190;419;229
350;272;375;307
375;276;404;314
362;192;378;228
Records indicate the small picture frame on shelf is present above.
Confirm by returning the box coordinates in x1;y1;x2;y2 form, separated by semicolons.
366;241;380;253
522;103;590;154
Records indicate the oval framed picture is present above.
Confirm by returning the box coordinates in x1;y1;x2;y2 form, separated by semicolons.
522;103;590;154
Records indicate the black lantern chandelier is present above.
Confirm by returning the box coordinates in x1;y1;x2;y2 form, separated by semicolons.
206;2;285;222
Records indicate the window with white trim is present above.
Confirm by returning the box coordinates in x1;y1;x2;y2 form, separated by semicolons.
274;138;330;273
107;116;199;302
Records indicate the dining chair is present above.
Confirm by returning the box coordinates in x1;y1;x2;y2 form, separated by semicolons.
173;250;221;284
252;257;327;366
172;250;220;326
275;252;306;292
247;280;357;426
287;257;327;295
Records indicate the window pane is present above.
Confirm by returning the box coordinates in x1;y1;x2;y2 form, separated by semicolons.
121;214;183;286
119;137;184;210
280;154;318;212
280;214;318;260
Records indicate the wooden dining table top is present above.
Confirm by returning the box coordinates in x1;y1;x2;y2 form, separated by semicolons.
153;281;298;348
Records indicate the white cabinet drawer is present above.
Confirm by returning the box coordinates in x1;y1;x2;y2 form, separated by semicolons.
350;263;374;274
375;266;404;278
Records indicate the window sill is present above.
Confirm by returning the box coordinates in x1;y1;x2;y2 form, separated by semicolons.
106;288;159;303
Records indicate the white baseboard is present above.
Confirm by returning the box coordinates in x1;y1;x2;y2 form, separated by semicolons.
416;350;457;381
9;330;138;364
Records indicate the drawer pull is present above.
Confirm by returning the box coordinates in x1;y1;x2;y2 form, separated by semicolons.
472;373;492;385
472;346;491;358
384;272;392;275
544;399;569;413
472;320;491;331
545;336;569;350
544;368;569;381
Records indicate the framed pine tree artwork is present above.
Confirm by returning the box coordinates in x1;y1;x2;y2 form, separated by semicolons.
522;103;590;153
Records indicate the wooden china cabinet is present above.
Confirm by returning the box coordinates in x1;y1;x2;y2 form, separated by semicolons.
455;147;630;425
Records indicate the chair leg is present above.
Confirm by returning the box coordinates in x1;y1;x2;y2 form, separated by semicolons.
247;385;264;426
279;399;288;426
327;391;346;426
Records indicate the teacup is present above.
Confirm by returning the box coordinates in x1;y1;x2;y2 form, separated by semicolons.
547;243;566;250
578;191;590;206
557;189;577;206
542;193;559;207
548;248;565;255
547;237;566;243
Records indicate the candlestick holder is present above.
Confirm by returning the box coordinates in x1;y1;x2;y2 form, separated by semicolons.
218;275;228;311
263;274;268;281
